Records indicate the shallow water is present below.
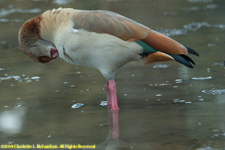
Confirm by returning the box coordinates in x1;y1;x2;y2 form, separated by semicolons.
0;0;225;149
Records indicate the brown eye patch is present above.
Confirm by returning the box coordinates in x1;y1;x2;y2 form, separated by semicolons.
38;56;52;63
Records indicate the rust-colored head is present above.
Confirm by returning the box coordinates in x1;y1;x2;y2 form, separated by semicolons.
18;15;58;63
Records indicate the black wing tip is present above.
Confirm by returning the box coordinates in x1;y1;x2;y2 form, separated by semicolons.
185;46;200;57
184;60;194;68
181;60;194;68
180;54;195;65
170;54;195;68
188;64;194;68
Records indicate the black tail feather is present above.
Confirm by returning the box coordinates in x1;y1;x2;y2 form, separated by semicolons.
180;54;195;65
169;54;194;68
185;46;200;57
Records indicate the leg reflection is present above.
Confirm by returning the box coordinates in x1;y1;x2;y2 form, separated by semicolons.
94;107;120;150
107;106;119;140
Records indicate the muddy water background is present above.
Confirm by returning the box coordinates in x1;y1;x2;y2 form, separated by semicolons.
0;0;225;149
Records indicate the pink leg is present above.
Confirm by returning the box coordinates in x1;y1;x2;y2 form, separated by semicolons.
105;81;112;108
105;79;119;110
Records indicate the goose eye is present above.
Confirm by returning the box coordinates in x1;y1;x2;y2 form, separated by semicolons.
38;56;51;63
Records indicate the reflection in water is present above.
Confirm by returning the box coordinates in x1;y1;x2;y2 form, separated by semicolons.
217;95;225;133
107;107;119;140
0;106;27;135
94;108;119;150
81;107;119;150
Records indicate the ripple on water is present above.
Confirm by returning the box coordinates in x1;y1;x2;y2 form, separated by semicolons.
0;18;22;23
204;4;218;10
184;22;225;31
173;99;187;103
188;0;213;3
175;79;183;84
196;146;220;150
0;8;41;18
202;89;225;95
0;75;40;83
158;22;224;38
191;76;212;80
100;101;107;106
184;6;201;11
185;3;218;11
158;28;187;36
153;64;170;69
214;62;225;67
71;103;85;109
52;0;73;5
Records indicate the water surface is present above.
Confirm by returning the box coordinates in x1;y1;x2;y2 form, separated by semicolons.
0;0;225;149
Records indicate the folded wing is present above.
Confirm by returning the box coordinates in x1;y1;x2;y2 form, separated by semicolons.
71;10;199;67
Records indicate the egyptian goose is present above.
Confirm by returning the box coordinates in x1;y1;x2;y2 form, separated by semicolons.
18;8;199;110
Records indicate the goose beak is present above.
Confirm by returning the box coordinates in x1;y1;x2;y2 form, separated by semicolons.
50;48;59;59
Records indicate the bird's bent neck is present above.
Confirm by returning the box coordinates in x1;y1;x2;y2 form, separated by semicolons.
39;8;75;44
